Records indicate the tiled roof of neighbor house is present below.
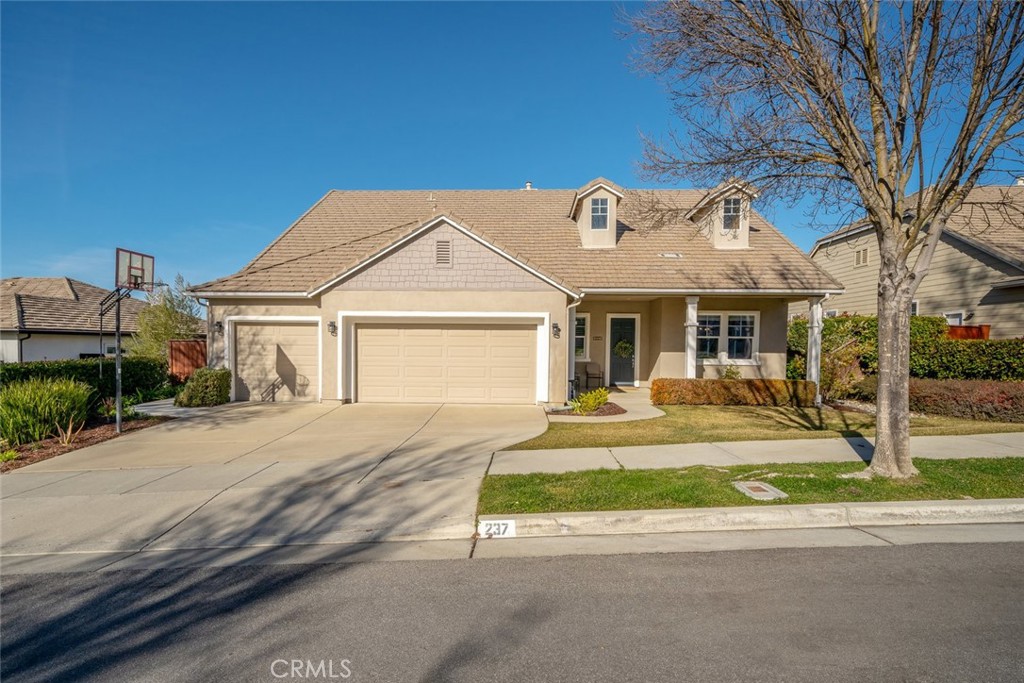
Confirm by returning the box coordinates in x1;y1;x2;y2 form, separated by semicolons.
193;183;842;296
0;277;150;333
812;185;1024;269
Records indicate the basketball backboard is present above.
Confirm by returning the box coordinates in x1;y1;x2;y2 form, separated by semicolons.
115;248;155;291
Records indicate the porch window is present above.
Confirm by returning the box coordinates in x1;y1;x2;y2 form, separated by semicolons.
726;314;755;360
574;313;590;360
694;311;760;363
696;315;720;359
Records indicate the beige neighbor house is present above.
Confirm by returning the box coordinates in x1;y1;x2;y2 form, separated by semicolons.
0;277;149;363
190;178;842;405
790;184;1024;338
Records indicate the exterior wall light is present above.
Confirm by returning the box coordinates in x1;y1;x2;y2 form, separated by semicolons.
328;321;338;336
214;321;224;336
552;322;561;339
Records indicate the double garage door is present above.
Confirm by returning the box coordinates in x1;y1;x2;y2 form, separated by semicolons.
356;323;537;404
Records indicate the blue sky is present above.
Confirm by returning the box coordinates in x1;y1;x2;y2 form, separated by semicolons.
4;1;840;290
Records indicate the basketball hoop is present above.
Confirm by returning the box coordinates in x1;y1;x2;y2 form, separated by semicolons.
102;248;157;435
116;248;155;292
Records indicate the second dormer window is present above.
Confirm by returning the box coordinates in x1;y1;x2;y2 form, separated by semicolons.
591;198;608;230
723;197;741;231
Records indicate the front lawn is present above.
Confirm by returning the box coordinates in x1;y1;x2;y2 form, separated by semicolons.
478;457;1024;515
512;405;1023;450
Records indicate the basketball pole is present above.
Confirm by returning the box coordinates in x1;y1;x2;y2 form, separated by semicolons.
115;294;123;434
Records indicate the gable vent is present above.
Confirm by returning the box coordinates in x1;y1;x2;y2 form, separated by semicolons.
435;240;453;268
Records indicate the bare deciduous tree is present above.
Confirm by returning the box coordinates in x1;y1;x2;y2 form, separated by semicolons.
630;0;1024;478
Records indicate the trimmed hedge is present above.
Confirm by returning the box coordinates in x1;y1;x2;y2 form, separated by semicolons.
175;368;231;407
788;315;1024;383
0;357;169;402
651;378;817;407
855;376;1024;423
910;338;1024;381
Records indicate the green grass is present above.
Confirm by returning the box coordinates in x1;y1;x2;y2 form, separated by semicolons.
478;458;1024;515
511;404;1023;450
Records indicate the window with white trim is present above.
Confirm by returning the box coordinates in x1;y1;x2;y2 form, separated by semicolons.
825;310;839;318
697;315;720;359
723;197;742;231
574;313;590;360
695;312;760;363
727;314;756;360
910;300;919;316
591;198;608;230
944;311;964;326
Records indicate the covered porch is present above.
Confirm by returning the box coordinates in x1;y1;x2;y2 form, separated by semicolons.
570;293;824;392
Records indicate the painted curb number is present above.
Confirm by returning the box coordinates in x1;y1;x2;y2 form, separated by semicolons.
478;520;517;539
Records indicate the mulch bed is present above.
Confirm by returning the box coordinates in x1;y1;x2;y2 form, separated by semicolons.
1;417;172;474
558;402;628;418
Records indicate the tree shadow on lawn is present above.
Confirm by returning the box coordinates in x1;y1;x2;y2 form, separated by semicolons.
0;431;545;682
744;404;874;463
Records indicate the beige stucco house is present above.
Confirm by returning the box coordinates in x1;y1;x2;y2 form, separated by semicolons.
1;277;148;363
190;178;841;405
790;184;1024;338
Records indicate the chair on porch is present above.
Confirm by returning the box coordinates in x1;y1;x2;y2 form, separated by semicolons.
583;362;603;389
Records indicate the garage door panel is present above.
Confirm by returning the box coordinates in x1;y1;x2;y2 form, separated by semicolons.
234;323;319;402
355;323;537;404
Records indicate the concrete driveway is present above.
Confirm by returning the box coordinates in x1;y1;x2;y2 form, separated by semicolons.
1;402;546;568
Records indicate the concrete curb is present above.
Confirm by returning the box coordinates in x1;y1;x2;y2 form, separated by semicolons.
478;499;1024;538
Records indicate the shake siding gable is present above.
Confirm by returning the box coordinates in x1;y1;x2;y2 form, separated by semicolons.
335;223;555;292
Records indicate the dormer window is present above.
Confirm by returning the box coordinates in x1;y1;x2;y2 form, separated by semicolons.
591;198;609;230
723;197;741;231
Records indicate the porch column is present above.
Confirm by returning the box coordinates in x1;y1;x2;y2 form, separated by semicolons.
568;305;578;400
684;296;699;379
807;296;823;405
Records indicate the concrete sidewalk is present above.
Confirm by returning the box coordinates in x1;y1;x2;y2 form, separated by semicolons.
490;431;1024;474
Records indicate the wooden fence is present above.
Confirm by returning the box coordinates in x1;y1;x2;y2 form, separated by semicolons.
946;324;991;340
168;339;207;382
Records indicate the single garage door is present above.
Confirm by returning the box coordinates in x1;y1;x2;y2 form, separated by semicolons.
234;322;318;401
356;323;537;404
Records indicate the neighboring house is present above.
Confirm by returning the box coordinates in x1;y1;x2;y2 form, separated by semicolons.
190;178;842;405
790;184;1024;338
0;277;149;363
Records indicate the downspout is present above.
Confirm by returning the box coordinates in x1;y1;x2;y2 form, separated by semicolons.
17;331;31;363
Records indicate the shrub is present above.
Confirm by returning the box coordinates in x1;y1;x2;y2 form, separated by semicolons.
854;376;1024;422
175;368;231;407
569;387;609;415
719;365;743;380
909;338;1024;381
650;378;817;407
0;378;94;446
0;357;169;402
788;314;1024;382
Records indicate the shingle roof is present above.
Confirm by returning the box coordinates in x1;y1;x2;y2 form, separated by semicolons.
0;278;150;333
812;185;1024;269
192;186;843;296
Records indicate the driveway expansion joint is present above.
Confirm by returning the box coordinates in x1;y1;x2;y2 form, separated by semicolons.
356;403;444;484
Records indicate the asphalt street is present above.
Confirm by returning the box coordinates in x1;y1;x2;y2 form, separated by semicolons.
2;542;1023;682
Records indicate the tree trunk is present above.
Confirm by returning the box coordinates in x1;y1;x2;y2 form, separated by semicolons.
869;247;920;478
